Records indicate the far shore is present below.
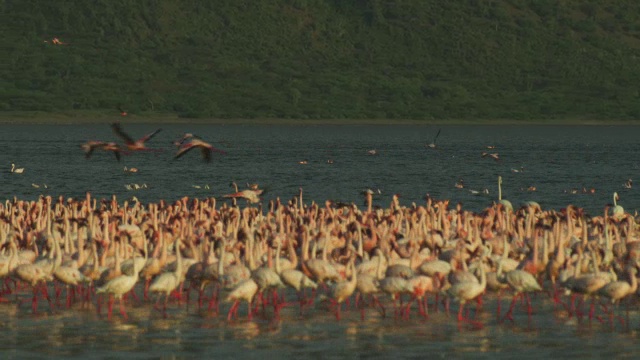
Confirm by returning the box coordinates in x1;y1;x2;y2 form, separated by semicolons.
1;111;639;125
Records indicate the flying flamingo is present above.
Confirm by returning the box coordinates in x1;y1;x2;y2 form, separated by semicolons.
81;141;121;161
223;183;264;204
174;138;227;162
111;122;162;152
426;129;441;149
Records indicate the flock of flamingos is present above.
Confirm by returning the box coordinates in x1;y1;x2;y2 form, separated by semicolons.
0;183;638;329
0;123;637;332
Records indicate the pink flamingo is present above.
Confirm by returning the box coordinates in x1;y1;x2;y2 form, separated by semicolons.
175;138;227;162
111;122;161;152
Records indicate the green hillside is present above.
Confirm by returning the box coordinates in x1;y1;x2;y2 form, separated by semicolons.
3;0;640;121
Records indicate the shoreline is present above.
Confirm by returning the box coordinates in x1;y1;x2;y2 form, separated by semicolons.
1;111;639;125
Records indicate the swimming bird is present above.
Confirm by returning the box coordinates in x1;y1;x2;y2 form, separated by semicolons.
111;122;162;151
10;163;24;173
367;149;377;156
481;152;500;161
611;192;624;219
426;129;441;149
623;179;632;189
81;141;121;161
123;166;138;173
175;138;227;162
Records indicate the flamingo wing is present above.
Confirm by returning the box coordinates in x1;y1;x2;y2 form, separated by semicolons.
200;146;212;162
111;122;136;145
139;128;162;143
433;129;441;144
175;143;197;159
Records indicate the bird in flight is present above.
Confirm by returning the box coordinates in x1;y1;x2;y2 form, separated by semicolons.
172;133;199;146
81;141;122;161
174;138;227;162
111;122;162;151
426;129;441;149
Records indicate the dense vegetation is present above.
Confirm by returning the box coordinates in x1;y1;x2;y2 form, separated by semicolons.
3;0;640;120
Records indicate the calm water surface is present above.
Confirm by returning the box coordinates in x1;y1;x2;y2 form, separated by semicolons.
0;124;639;358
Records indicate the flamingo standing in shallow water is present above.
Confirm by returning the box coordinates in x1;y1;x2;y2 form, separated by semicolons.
149;239;183;317
96;242;147;320
225;278;259;320
446;262;486;324
111;122;162;152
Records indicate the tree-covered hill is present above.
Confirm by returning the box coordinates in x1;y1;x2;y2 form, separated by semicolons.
3;0;640;120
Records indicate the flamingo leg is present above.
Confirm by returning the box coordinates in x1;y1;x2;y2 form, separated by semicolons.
119;298;128;320
227;300;239;321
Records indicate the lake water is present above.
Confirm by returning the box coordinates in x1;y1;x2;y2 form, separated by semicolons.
0;123;639;358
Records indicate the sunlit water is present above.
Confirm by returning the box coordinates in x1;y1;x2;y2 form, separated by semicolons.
0;123;639;358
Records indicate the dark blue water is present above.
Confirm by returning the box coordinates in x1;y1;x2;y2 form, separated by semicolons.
0;123;639;359
0;124;638;215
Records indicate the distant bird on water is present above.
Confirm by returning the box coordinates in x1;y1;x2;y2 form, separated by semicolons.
81;141;122;161
10;163;24;174
482;152;500;161
111;122;162;152
175;138;227;162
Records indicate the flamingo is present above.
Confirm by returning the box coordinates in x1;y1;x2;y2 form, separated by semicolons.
81;141;121;161
597;267;637;324
446;263;486;324
223;184;264;205
110;122;162;151
148;240;183;316
225;278;259;320
96;241;147;320
426;129;441;149
174;138;227;162
328;259;357;320
498;176;513;212
10;163;24;173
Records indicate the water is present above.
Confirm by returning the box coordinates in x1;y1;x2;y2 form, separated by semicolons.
0;124;638;215
0;123;639;358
